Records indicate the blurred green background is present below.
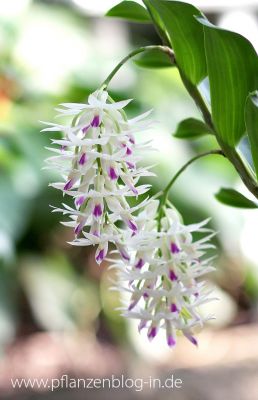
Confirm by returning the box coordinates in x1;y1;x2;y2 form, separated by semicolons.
1;1;258;398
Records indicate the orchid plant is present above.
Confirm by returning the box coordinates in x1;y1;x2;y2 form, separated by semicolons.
42;1;258;348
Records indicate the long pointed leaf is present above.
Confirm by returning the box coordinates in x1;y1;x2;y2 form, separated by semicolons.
215;188;258;208
134;47;174;68
174;118;213;139
106;1;151;23
144;0;206;84
198;17;258;146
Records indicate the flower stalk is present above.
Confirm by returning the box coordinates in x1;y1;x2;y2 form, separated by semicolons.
157;149;225;229
101;45;175;90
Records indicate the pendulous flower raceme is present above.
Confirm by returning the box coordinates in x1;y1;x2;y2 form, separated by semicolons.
43;88;217;348
110;200;216;347
42;89;154;263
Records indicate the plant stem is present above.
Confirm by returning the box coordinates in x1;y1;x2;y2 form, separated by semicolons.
157;149;225;228
179;71;214;130
101;45;174;89
217;138;258;198
179;72;258;200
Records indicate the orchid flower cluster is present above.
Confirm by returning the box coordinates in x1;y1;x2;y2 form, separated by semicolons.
111;201;215;347
43;90;153;263
43;88;216;348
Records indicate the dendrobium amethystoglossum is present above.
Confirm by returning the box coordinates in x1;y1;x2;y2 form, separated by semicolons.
43;89;216;348
42;89;153;264
110;200;216;347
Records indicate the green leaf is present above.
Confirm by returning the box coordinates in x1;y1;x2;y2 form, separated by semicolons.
197;17;258;147
144;0;206;84
245;91;258;180
174;118;213;139
142;0;170;45
215;188;258;208
106;1;151;23
134;48;174;68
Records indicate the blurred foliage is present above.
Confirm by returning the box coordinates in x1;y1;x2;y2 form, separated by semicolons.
0;0;257;356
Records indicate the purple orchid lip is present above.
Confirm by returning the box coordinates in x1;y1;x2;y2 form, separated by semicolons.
79;153;87;166
64;179;74;191
96;248;104;264
128;301;137;311
170;242;180;254
122;143;132;155
120;249;130;261
143;292;149;299
74;222;83;235
124;178;138;195
93;204;102;218
127;219;137;232
167;335;176;347
170;303;178;312
75;195;85;207
147;326;157;340
91;115;100;127
126;161;135;170
169;270;178;281
108;166;118;180
61;145;67;152
130;186;138;195
126;146;132;155
135;258;144;269
187;335;198;347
